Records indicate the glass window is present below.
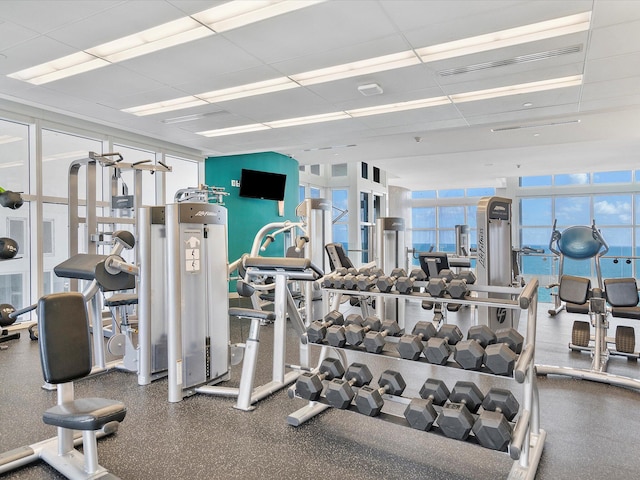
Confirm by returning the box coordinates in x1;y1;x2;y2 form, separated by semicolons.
467;187;495;197
554;173;589;185
593;170;632;184
332;164;347;177
439;206;465;229
42;219;54;255
412;230;436;255
520;175;552;187
361;162;368;179
42;129;102;199
438;230;456;252
636;195;640;225
165;155;199;204
373;166;380;183
42;203;69;291
0;202;30;308
438;189;465;198
0;119;30;193
332;189;348;222
520;198;552;226
593;195;632;225
412;207;436;228
412;190;436;199
299;185;305;202
310;187;321;198
600;227;633;279
466;206;477;228
310;164;320;175
555;196;590;227
360;192;369;223
332;223;348;252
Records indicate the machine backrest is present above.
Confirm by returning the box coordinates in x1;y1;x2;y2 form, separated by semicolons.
38;292;92;384
325;243;354;271
604;278;640;307
558;275;591;305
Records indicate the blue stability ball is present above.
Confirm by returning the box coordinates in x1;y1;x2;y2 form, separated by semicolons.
558;225;603;259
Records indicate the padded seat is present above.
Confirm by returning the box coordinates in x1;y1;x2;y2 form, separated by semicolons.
611;307;640;320
229;307;276;322
103;293;138;307
565;302;590;315
44;397;126;431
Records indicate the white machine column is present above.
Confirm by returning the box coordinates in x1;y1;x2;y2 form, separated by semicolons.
375;217;405;323
476;196;517;330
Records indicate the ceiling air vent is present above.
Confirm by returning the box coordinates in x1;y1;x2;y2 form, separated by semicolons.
438;44;583;77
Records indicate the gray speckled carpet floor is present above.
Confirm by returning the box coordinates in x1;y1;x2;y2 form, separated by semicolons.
2;300;640;479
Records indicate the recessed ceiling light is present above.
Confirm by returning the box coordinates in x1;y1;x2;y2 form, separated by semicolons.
523;102;533;107
533;133;540;137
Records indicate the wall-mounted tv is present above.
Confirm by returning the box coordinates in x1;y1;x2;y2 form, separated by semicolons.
239;169;287;201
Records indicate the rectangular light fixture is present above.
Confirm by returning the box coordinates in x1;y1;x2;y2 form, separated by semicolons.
290;50;420;86
416;12;591;63
197;123;270;137
347;96;451;117
193;0;325;33
122;96;208;116
197;77;298;103
7;51;109;85
449;75;583;103
87;18;213;63
265;111;351;128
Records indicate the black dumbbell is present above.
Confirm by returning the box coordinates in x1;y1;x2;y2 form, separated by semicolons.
322;267;348;288
355;370;406;417
0;304;17;327
423;324;463;365
395;268;429;294
325;314;365;347
295;358;345;401
375;268;407;293
495;328;524;354
437;381;484;441
397;321;437;360
453;325;497;371
404;378;450;431
363;319;401;353
0;237;19;260
472;388;520;451
0;189;23;209
306;310;344;344
345;316;382;346
325;363;373;409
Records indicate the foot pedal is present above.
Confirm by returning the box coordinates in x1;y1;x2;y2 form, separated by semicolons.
571;320;590;347
615;325;636;354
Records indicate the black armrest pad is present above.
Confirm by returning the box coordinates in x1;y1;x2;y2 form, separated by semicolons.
559;275;591;305
604;278;639;307
54;254;107;280
243;256;323;276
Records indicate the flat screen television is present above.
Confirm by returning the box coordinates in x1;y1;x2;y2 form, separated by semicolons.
239;169;286;201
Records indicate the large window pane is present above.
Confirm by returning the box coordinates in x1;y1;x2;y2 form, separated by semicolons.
42;129;102;199
42;203;70;294
520;198;552;226
466;206;477;228
438;230;456;252
412;190;436;199
0;119;30;193
555;196;590;227
0;201;30;310
165;155;199;203
593;171;632;184
332;189;348;222
412;230;436;255
520;175;551;187
467;187;495;197
593;195;632;225
439;206;465;228
438;189;464;198
412;207;435;228
599;227;632;279
554;173;589;185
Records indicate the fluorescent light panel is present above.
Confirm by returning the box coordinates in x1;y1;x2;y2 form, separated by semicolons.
197;77;298;103
193;1;325;32
122;96;207;116
196;74;582;137
8;1;324;85
416;12;591;62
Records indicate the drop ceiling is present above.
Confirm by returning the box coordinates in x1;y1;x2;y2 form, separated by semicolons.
1;0;640;190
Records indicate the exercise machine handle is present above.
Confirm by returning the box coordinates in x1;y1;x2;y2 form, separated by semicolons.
295;236;309;253
8;303;36;320
260;235;275;252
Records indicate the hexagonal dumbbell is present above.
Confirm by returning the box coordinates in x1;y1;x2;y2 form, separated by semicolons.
472;388;520;451
424;337;450;365
375;268;407;293
437;381;484;441
447;278;469;299
326;314;364;347
342;273;359;290
306;310;344;344
427;277;447;297
395;269;427;294
397;321;437;360
404;378;450;431
439;324;463;344
355;267;385;291
325;363;373;409
467;325;497;348
453;339;486;370
345;316;382;346
457;269;476;285
484;343;517;376
495;328;524;354
354;370;406;417
295;358;345;401
363;319;401;354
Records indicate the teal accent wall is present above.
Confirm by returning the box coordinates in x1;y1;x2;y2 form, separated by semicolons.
204;152;299;280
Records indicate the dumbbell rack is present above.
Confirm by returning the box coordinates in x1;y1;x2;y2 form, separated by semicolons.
287;279;544;480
